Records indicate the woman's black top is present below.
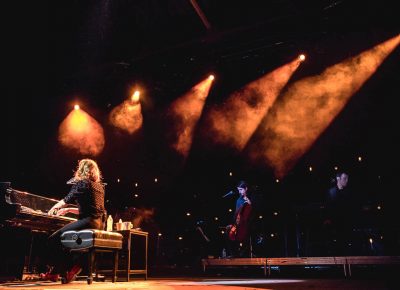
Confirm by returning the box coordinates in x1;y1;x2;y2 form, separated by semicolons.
63;180;105;219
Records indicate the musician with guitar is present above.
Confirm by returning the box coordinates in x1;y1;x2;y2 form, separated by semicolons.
226;180;253;258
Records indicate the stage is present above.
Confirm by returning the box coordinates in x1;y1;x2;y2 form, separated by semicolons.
1;257;399;290
0;277;397;290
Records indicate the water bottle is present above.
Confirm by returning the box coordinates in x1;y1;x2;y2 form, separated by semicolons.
221;248;226;258
107;215;113;231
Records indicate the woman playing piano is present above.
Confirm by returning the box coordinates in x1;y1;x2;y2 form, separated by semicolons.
42;158;106;283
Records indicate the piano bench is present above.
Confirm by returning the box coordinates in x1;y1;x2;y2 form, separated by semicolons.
60;229;123;284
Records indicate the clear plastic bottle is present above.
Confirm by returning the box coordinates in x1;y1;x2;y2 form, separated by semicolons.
221;248;226;258
107;215;113;231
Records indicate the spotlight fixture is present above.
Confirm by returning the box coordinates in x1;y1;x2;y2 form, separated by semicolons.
131;91;140;103
299;54;306;62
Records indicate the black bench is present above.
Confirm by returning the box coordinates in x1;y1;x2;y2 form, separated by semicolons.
61;229;123;284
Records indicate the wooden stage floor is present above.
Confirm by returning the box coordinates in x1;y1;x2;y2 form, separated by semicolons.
1;256;399;290
0;277;398;290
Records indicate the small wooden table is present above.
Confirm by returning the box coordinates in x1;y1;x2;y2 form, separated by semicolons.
117;229;148;281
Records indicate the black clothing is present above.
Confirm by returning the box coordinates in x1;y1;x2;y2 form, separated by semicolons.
325;185;358;226
45;179;106;274
63;180;105;219
323;184;358;255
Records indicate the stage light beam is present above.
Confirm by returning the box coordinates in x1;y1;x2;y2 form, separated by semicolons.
109;91;143;134
247;34;400;178
166;75;213;158
58;106;105;156
201;57;301;151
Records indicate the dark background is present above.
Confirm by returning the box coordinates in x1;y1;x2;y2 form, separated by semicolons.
3;0;400;266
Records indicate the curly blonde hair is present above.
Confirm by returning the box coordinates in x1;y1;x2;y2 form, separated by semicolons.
73;159;102;182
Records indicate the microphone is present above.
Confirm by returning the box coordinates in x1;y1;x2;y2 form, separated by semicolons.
222;190;236;198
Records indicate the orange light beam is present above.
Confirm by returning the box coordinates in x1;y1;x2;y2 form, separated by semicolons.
109;94;143;134
202;58;301;151
58;107;105;156
166;76;213;158
247;34;400;178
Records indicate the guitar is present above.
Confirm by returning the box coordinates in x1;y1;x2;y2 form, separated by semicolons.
227;224;237;241
227;201;252;242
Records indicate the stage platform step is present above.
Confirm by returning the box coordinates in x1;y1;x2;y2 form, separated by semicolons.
201;256;400;277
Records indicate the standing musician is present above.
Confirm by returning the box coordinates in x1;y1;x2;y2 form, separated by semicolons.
323;171;356;255
226;180;253;257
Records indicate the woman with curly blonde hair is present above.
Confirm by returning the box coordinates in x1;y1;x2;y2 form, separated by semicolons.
72;158;102;183
42;159;106;283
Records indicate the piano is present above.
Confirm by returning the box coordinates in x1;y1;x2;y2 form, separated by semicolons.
0;182;78;281
0;182;77;232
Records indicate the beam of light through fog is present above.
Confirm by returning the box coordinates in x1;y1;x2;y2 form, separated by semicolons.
166;77;213;157
109;97;143;134
247;34;400;178
202;59;300;151
58;108;105;156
